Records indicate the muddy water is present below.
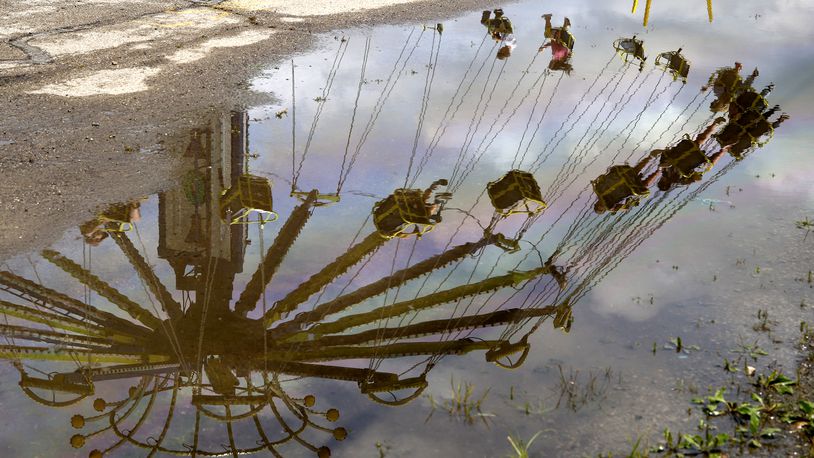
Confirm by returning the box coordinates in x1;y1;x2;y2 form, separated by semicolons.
1;0;812;456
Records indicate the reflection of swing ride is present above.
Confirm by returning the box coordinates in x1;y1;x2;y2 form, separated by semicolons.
655;48;690;82
0;12;789;457
219;174;278;225
372;188;440;239
487;170;547;217
613;35;646;71
659;134;714;178
591;164;651;213
95;204;138;233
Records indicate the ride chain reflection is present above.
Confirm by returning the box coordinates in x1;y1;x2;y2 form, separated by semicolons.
0;10;787;457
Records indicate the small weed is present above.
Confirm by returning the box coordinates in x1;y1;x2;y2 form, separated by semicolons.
755;370;796;395
426;377;491;425
722;358;739;373
506;431;542;458
732;336;769;360
664;337;701;354
555;365;614;411
375;441;391;458
753;309;777;333
796;217;813;241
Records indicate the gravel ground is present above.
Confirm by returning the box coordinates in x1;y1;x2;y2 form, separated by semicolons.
0;0;498;260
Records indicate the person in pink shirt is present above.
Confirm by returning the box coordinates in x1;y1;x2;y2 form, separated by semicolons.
539;14;574;74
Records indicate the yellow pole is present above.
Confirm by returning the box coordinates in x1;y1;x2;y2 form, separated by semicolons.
631;0;639;13
707;0;714;22
643;0;652;26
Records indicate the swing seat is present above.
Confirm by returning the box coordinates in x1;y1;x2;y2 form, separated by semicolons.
491;17;514;36
219;174;279;225
591;165;649;212
553;302;573;333
98;203;137;233
490;232;521;253
655;50;690;82
360;374;428;406
372;189;437;239
487;170;547;217
485;336;530;369
659;136;712;178
551;27;575;50
716;70;742;92
733;90;769;115
719;116;774;160
613;37;646;67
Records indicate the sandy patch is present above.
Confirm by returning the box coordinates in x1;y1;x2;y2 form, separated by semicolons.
166;30;274;64
0;25;35;40
30;67;161;97
0;62;31;70
0;43;26;60
29;8;240;57
219;0;422;16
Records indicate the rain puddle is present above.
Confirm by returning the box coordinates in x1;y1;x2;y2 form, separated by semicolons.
1;1;812;457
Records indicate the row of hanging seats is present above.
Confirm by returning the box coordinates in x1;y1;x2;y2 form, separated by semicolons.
614;36;691;82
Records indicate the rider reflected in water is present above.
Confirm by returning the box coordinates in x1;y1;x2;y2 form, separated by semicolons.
654;117;728;191
539;14;574;74
79;200;144;245
703;62;759;113
422;178;450;223
716;104;789;160
592;155;660;214
481;8;516;59
726;83;775;123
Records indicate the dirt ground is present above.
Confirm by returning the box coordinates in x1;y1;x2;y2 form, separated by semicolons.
0;0;496;260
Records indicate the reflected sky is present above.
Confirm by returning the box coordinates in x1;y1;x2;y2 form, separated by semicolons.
0;0;813;456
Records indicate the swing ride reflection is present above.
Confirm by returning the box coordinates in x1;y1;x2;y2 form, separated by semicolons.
0;8;792;456
0;98;786;455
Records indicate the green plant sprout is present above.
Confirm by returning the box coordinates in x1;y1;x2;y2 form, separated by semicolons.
506;431;542;458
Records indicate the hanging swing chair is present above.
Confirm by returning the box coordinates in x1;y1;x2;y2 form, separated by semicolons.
659;135;713;179
613;36;647;71
359;373;429;406
487;170;548;217
591;165;650;212
717;113;775;161
372;189;438;239
732;89;769;116
98;203;139;233
219;174;279;225
552;302;574;333
485;335;531;369
655;48;690;82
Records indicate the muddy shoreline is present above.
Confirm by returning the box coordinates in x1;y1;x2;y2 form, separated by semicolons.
0;0;498;261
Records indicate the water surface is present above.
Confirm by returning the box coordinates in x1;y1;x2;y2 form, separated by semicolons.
1;1;812;456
